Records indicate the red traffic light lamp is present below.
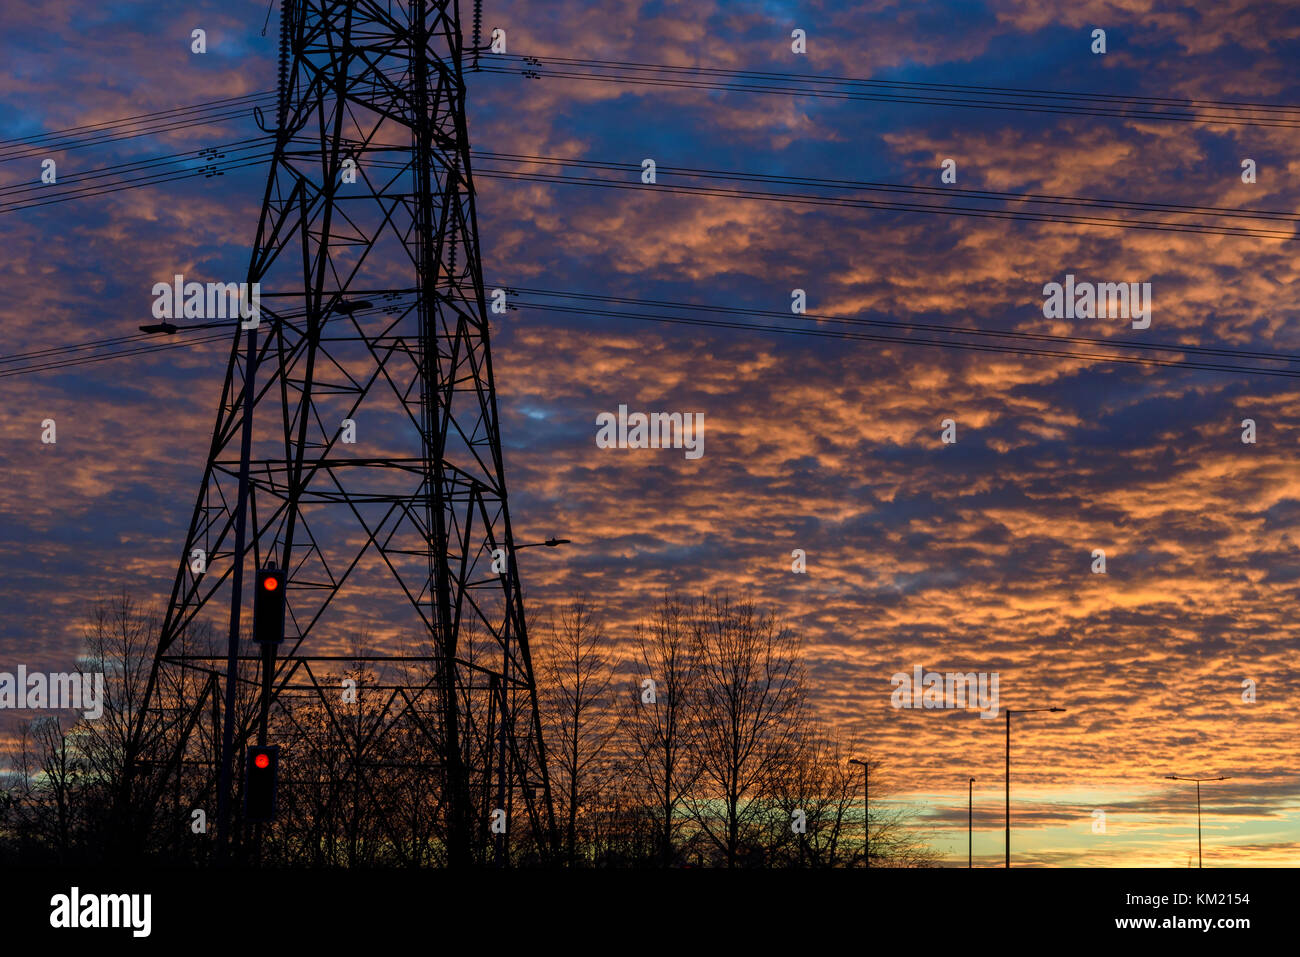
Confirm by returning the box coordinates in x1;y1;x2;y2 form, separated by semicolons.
245;745;280;822
253;564;286;643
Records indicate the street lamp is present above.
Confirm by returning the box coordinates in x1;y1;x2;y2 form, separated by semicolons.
493;534;570;867
514;537;571;550
1162;774;1230;868
849;758;870;868
139;317;257;335
1004;706;1066;868
968;777;975;868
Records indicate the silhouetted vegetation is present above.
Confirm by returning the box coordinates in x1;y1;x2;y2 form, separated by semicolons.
0;590;935;867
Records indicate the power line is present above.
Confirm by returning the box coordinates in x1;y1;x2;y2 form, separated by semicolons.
0;330;160;364
0;297;418;379
5;71;1291;232
355;148;1300;240
0;150;272;215
500;292;1300;379
6;141;1291;242
0;90;275;150
2;79;1292;377
480;55;1300;129
0;98;276;164
0;331;232;380
467;165;1297;241
469;150;1297;225
500;285;1300;365
6;281;1295;382
481;64;1300;129
0;139;272;203
498;53;1300;113
6;42;1295;175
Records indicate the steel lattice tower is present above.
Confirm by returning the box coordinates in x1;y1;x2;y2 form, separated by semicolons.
125;0;555;866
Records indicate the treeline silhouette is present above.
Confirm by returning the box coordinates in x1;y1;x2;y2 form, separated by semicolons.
0;591;935;868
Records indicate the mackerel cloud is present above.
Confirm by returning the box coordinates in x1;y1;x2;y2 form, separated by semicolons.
1;0;1298;864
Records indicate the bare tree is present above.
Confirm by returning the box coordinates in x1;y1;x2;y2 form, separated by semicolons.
622;593;701;866
685;594;805;867
766;728;859;867
30;718;84;860
80;591;171;854
0;589;939;869
535;597;616;865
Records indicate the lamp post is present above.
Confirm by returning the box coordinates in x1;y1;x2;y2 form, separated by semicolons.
513;537;571;550
849;758;870;867
1163;774;1230;868
140;313;263;861
1004;706;1066;868
494;536;570;866
968;776;975;868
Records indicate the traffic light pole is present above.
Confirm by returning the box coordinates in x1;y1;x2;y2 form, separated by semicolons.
253;569;283;747
214;322;259;862
258;641;276;746
252;637;277;865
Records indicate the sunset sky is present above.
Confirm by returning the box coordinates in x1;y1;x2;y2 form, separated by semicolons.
1;0;1298;866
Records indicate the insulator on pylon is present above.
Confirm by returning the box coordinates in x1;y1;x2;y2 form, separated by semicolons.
276;0;294;129
472;0;483;70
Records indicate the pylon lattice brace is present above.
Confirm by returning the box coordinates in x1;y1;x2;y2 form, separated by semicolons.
134;0;555;865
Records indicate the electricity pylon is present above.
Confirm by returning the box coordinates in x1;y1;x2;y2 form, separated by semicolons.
125;0;555;867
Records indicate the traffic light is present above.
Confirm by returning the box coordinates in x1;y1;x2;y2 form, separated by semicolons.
253;565;286;643
244;745;279;822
